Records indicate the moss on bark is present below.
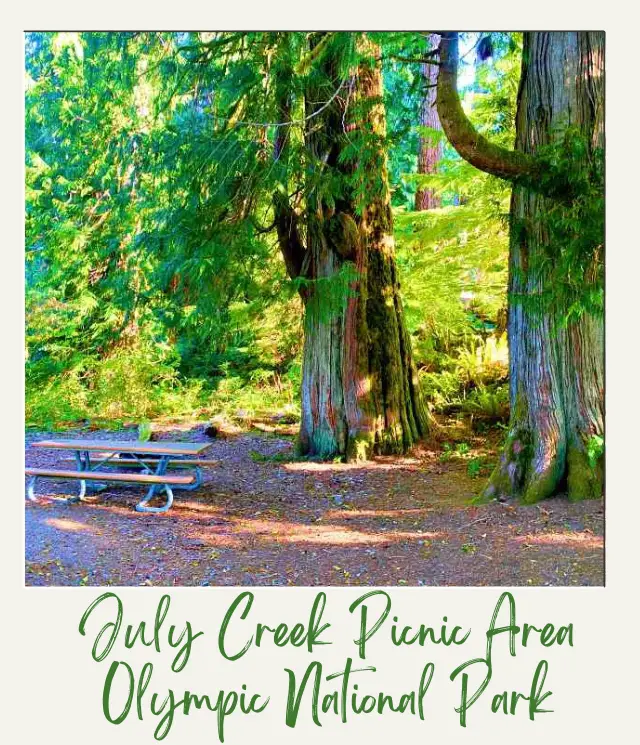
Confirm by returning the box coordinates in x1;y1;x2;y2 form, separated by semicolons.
296;35;427;462
474;33;604;505
567;445;603;502
481;425;531;502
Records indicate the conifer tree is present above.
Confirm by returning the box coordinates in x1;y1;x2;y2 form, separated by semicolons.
436;32;604;501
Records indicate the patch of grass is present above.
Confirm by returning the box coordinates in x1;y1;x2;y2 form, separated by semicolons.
456;442;470;457
439;443;453;462
249;449;296;464
467;457;483;478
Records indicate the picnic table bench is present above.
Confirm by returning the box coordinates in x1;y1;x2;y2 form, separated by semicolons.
26;439;215;513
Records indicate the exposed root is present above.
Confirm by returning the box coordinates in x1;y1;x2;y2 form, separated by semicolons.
480;427;532;502
566;444;603;501
481;422;603;504
481;426;567;504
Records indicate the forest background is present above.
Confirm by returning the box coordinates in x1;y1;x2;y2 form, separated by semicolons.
25;33;514;432
25;31;604;505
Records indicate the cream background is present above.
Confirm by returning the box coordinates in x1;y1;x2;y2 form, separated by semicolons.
3;2;638;743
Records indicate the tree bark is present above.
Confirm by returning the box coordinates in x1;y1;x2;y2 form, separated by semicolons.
487;32;604;502
297;35;428;460
414;34;443;211
436;32;604;501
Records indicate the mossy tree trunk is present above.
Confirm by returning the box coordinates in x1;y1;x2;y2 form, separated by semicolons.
436;32;604;501
415;34;443;211
276;35;428;460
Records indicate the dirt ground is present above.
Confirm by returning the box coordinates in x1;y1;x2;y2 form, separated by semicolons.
25;425;604;587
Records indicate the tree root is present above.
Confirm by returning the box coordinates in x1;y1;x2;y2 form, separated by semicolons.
479;425;602;504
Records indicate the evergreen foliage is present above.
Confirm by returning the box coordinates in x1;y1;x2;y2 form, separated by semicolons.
25;32;517;431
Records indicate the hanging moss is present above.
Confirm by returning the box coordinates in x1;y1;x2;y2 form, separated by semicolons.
527;127;604;322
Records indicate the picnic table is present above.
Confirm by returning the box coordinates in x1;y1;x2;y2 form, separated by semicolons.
25;439;215;513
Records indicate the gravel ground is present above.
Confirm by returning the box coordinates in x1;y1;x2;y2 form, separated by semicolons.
25;426;604;587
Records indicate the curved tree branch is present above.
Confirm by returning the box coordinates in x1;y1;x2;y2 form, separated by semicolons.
436;32;537;182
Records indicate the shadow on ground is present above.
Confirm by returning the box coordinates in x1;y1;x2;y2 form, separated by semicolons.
25;426;604;587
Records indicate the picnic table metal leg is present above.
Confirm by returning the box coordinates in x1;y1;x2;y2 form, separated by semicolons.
26;455;86;504
135;456;174;513
172;465;203;491
66;451;87;502
27;476;38;501
79;449;108;495
193;466;203;489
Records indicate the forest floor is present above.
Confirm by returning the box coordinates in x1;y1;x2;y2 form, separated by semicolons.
24;422;604;587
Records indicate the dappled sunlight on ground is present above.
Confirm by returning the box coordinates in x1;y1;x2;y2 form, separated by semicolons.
44;517;97;534
213;517;441;546
323;508;432;520
512;532;603;549
25;428;604;587
168;500;226;515
182;530;245;549
283;458;423;473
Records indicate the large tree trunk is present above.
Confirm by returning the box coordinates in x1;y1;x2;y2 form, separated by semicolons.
297;35;428;460
437;32;604;502
484;32;604;503
414;34;443;211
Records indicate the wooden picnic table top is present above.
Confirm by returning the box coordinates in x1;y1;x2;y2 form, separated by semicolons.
31;439;211;456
